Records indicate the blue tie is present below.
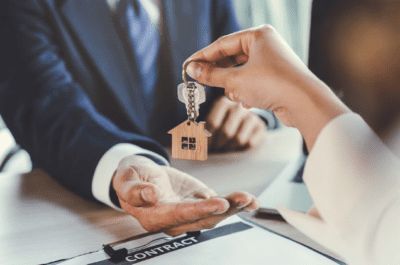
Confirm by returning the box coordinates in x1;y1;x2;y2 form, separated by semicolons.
116;0;160;114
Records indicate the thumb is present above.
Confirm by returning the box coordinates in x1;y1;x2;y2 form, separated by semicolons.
118;180;160;207
186;61;235;89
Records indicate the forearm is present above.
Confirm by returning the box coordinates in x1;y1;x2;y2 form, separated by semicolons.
0;1;169;200
286;75;350;150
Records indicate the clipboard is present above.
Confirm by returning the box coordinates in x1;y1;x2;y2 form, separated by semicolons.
60;216;344;265
103;231;201;263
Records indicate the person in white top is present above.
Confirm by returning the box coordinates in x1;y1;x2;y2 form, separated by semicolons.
185;25;400;264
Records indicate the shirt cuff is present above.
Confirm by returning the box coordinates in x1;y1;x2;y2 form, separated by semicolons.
92;143;169;210
250;108;279;129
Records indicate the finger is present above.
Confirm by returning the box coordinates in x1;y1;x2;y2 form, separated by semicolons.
164;167;217;199
187;30;252;63
124;197;230;232
215;104;246;149
186;61;237;89
216;53;249;67
117;180;160;207
164;205;243;236
236;114;266;148
234;114;256;147
216;56;238;68
112;167;140;191
243;198;259;212
248;123;266;148
206;97;231;133
234;54;249;65
113;166;161;207
164;193;259;236
224;191;256;210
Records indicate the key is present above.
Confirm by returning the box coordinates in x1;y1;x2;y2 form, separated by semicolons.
177;81;205;106
168;63;211;161
177;81;205;118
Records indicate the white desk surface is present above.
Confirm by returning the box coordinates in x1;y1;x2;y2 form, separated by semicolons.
0;128;338;265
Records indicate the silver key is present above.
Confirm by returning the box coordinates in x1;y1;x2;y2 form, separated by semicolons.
177;81;205;105
177;82;205;118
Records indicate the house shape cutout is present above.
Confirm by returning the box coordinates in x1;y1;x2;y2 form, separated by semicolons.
168;120;211;161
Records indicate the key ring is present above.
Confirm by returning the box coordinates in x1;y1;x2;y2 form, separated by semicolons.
182;60;193;86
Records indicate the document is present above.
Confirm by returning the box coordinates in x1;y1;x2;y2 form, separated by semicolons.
60;216;340;265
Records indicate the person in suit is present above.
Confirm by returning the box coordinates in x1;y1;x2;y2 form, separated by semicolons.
184;4;400;262
0;0;265;235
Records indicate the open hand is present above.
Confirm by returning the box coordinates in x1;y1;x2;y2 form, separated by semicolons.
112;155;258;236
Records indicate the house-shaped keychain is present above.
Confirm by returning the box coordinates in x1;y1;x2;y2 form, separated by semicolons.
168;120;211;161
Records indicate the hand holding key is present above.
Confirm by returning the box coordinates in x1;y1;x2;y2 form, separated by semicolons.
184;25;349;149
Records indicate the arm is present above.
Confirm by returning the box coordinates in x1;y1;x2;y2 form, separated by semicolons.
184;25;400;262
0;1;168;202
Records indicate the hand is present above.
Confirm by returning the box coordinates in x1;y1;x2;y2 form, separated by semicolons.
207;96;266;151
112;155;258;236
185;25;349;148
186;25;313;113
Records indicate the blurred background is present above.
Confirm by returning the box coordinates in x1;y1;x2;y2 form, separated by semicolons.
1;0;399;171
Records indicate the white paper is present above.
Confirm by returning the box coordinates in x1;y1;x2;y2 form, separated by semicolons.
60;216;339;265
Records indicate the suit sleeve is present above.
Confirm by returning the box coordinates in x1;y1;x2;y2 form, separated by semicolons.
211;0;241;37
0;1;168;201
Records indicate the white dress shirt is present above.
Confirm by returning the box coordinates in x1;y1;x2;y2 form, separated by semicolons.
280;113;400;265
92;0;167;210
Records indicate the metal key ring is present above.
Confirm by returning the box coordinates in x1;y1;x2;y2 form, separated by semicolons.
182;60;194;86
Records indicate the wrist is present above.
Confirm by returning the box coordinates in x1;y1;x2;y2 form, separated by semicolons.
118;154;158;169
109;170;121;208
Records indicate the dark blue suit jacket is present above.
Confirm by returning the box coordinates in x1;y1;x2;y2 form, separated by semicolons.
0;0;239;200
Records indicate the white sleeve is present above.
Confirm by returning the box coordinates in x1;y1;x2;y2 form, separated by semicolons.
279;113;400;265
91;143;169;210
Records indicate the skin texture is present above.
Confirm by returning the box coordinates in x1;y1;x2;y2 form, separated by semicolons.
185;25;350;149
112;155;258;236
206;96;266;152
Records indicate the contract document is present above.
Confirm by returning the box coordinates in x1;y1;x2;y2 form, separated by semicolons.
60;216;341;265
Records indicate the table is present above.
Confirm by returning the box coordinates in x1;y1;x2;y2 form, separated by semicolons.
0;128;338;265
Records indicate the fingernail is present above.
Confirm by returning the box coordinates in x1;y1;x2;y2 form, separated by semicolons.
186;62;201;79
244;205;258;212
141;187;154;203
236;202;247;209
212;199;230;215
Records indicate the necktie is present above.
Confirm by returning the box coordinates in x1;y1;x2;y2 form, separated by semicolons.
116;0;160;116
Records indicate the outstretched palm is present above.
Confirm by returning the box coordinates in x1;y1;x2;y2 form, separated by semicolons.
113;155;257;236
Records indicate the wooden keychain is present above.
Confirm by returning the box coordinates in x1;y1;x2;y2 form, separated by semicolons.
168;61;211;161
